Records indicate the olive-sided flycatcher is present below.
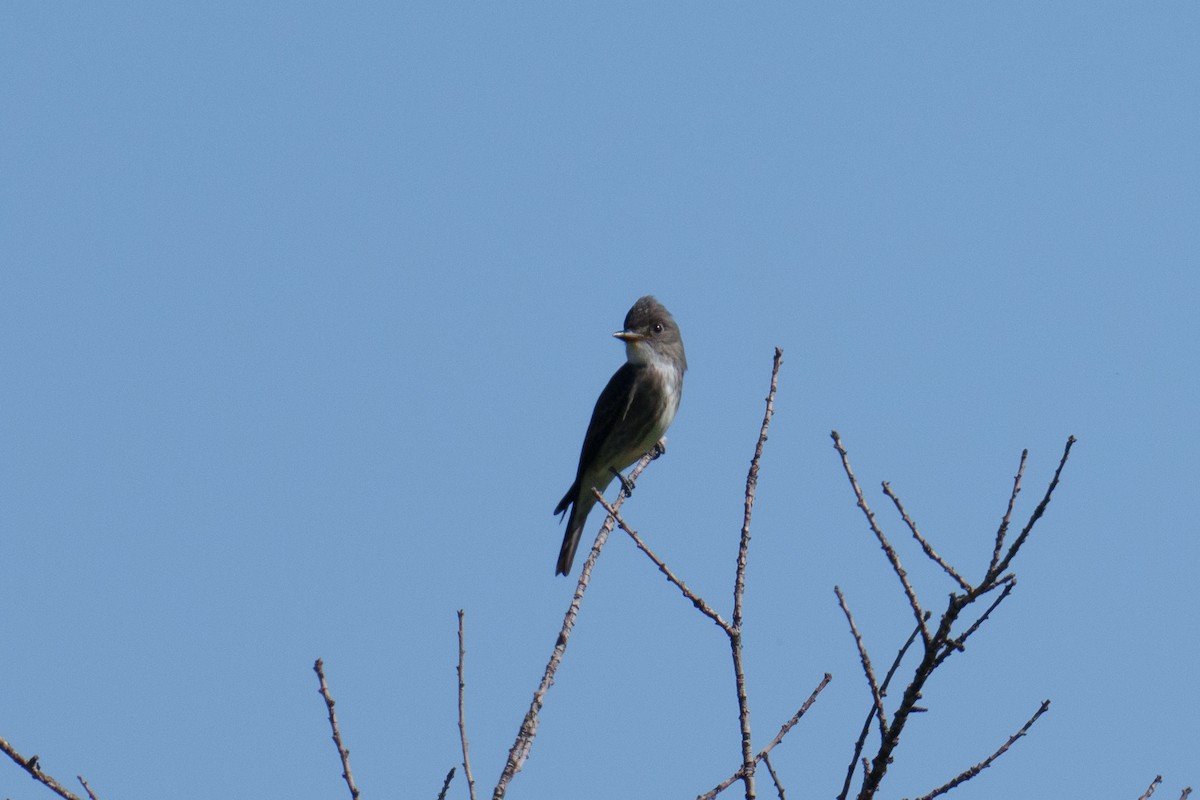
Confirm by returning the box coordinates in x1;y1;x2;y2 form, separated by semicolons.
554;296;686;575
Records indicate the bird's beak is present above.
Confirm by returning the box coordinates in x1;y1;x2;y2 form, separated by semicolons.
613;330;644;342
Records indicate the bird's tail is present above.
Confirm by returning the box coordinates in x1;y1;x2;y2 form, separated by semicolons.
555;486;595;576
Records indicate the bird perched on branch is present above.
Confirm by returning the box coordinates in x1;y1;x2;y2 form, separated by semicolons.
554;296;686;576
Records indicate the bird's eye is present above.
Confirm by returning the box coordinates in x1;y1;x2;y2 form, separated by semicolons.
652;323;664;334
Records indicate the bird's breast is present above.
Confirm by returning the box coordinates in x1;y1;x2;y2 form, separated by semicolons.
648;359;683;432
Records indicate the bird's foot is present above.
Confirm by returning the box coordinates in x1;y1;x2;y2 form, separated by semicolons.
609;466;636;498
650;437;667;460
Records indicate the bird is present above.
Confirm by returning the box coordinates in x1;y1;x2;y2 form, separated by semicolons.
554;296;686;575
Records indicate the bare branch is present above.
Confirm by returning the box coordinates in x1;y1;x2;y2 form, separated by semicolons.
993;436;1076;578
731;347;783;799
492;449;656;799
831;431;930;647
313;659;361;800
699;765;746;797
762;751;786;800
457;610;478;800
1136;777;1192;800
758;673;832;758
1139;776;1163;800
698;674;830;800
736;346;782;630
596;491;731;632
910;700;1050;800
832;440;1074;799
839;619;925;800
882;481;972;593
989;449;1027;574
877;617;927;701
78;776;100;800
0;735;83;800
835;586;888;740
860;598;970;798
436;767;456;800
936;579;1016;667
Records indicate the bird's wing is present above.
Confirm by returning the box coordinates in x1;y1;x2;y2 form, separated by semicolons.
573;362;639;483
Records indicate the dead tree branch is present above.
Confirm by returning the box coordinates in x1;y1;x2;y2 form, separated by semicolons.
492;448;658;799
882;481;972;593
596;493;731;635
835;586;888;740
762;751;786;800
839;619;926;800
0;735;84;800
989;449;1027;573
831;434;1076;800
457;609;478;800
697;674;831;800
991;437;1076;580
832;432;930;648
436;767;456;800
78;775;100;800
606;350;793;800
313;658;361;800
908;699;1051;800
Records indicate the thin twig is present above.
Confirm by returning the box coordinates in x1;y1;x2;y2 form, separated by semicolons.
758;673;831;758
595;491;732;634
436;767;456;800
993;436;1076;577
835;586;888;740
697;674;831;800
831;431;930;648
910;700;1050;800
877;616;926;704
989;450;1027;573
936;579;1016;666
0;735;82;800
834;439;1073;800
838;619;925;800
761;752;786;800
492;449;656;799
731;347;782;799
853;602;972;799
1139;777;1163;800
1179;787;1193;800
313;659;361;800
856;591;978;796
736;346;781;630
882;481;972;593
457;610;478;800
78;775;99;800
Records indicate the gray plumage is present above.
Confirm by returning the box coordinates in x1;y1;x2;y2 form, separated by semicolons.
554;296;686;575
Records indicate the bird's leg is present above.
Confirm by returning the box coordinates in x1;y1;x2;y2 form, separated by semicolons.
609;438;669;498
609;466;636;498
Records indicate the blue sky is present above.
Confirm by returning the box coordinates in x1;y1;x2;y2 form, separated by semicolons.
2;4;1196;799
